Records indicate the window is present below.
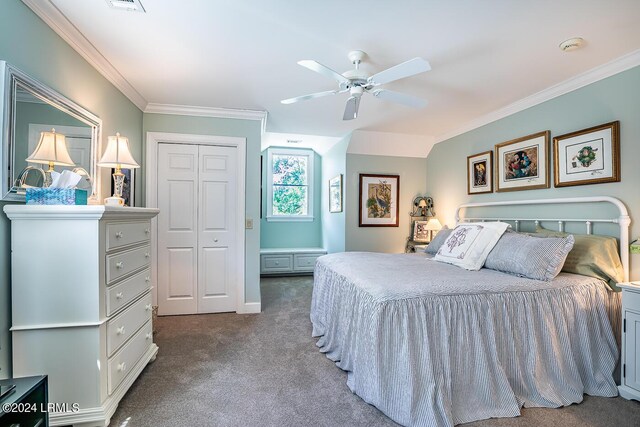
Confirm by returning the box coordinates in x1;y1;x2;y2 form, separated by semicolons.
266;148;314;221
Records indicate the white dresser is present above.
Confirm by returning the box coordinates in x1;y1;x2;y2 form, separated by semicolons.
619;282;640;402
4;205;160;427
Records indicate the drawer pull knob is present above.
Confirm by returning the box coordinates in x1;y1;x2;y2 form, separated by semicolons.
145;304;152;311
275;261;279;265
117;362;127;372
214;238;218;242
116;262;124;269
145;276;151;283
115;231;123;239
146;332;153;340
116;292;124;300
116;326;126;335
145;228;150;234
145;252;150;258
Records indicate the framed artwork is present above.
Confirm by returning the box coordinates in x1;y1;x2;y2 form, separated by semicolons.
111;168;135;207
467;150;493;194
359;174;400;227
553;121;620;187
495;130;550;192
413;220;430;242
329;174;343;213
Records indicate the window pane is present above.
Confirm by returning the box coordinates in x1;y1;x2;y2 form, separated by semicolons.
272;185;308;216
272;155;307;185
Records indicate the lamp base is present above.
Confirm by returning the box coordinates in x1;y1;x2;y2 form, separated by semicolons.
104;196;125;207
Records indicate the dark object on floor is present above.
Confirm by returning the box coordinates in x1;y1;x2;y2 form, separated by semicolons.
0;375;48;427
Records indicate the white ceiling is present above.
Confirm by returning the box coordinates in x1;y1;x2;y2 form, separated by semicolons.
35;0;640;140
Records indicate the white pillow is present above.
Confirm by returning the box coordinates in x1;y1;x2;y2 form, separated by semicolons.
434;222;510;270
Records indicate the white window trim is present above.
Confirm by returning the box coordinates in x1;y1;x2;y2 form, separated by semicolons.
266;147;314;222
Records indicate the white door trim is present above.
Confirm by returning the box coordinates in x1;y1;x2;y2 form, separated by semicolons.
146;131;254;314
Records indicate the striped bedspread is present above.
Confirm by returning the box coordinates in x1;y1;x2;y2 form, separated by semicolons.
311;252;621;427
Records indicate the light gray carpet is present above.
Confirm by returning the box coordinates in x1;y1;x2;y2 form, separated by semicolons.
109;276;640;427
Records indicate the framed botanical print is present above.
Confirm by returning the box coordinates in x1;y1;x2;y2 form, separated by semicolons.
467;150;493;194
329;174;343;213
553;121;620;187
495;131;550;192
413;220;429;242
359;174;400;227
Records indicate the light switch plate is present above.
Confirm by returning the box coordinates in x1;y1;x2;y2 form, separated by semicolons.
631;243;640;254
246;219;253;229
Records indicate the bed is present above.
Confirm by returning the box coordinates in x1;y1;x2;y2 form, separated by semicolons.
311;197;628;427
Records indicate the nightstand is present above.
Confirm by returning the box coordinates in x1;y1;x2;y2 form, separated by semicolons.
405;240;429;253
618;282;640;401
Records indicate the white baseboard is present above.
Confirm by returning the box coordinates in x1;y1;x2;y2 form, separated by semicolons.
238;302;261;314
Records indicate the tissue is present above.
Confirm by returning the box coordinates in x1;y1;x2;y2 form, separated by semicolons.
25;170;88;205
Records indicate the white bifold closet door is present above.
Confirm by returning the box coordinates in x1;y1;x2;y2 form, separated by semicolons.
157;143;238;315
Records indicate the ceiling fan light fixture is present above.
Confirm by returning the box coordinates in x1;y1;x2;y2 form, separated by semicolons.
559;37;585;52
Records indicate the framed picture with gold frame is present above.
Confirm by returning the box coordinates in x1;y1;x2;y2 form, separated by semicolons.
553;121;620;187
495;131;550;192
467;150;493;194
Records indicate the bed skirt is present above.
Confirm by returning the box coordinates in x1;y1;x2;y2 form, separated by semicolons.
311;260;621;427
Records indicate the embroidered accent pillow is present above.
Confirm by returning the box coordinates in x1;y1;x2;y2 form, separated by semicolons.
434;222;510;270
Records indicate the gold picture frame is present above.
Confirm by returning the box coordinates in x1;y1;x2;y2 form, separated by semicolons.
495;131;550;192
553;121;620;187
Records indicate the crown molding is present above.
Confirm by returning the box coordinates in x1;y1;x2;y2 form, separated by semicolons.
435;49;640;144
145;103;269;133
20;0;148;110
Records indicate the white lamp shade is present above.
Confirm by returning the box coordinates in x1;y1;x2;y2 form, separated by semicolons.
425;218;443;231
98;133;140;168
26;129;75;166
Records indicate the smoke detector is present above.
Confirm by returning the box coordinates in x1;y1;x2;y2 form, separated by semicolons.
105;0;146;12
559;37;585;52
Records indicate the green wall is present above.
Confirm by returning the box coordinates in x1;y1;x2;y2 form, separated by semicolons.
321;135;350;253
260;149;323;249
0;0;144;377
142;113;262;303
426;65;640;278
345;154;428;253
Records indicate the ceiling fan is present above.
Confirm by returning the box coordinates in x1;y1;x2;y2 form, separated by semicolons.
281;50;431;120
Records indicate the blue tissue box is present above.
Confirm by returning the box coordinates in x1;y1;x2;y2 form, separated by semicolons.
25;188;88;205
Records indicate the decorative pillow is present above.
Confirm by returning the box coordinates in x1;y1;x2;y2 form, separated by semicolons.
484;232;574;281
533;225;624;290
424;226;451;254
434;222;510;270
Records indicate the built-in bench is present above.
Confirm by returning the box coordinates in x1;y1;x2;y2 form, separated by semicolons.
260;247;327;276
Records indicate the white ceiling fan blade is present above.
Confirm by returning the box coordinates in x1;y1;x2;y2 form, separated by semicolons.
367;58;431;86
281;90;340;104
372;89;427;108
343;96;360;120
298;60;350;86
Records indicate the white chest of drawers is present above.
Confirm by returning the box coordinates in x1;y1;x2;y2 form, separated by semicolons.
3;205;159;427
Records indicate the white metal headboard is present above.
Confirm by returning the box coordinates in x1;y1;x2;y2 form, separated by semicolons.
455;196;631;281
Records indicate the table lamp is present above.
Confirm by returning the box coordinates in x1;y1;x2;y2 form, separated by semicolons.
26;128;75;187
97;132;139;206
425;218;443;242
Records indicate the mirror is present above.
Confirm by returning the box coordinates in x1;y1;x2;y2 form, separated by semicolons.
0;61;102;201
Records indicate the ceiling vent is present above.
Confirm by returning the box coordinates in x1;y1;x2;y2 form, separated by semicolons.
105;0;146;13
286;139;302;144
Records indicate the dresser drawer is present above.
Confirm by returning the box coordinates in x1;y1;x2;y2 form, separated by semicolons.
106;221;151;252
108;320;153;395
293;253;323;272
106;268;151;316
106;244;151;284
261;254;293;273
107;292;153;357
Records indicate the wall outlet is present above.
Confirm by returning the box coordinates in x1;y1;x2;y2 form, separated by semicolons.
246;218;253;229
631;243;640;254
